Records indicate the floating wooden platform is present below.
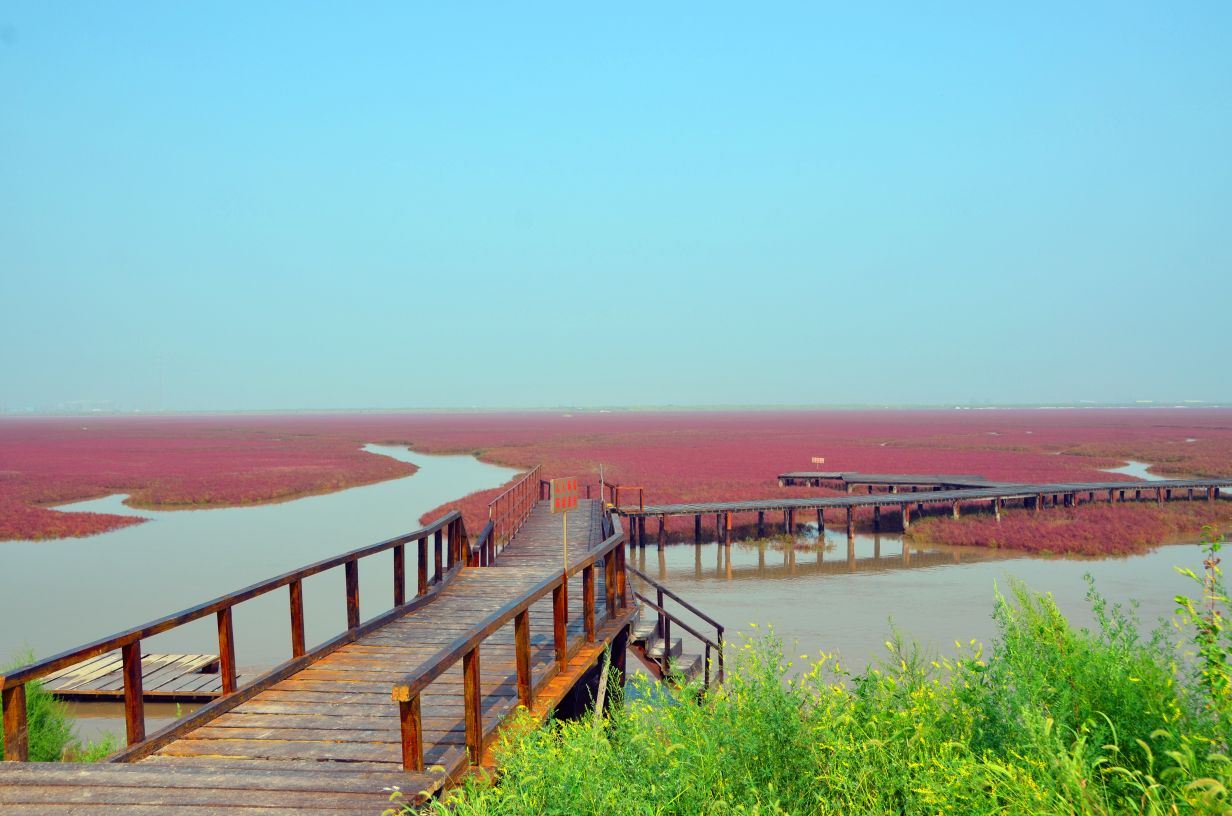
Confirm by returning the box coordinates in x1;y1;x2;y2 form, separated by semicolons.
41;654;247;702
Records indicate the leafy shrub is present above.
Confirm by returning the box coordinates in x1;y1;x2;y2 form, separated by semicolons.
412;547;1232;815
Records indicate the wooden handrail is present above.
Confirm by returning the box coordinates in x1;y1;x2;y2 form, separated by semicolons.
626;565;724;687
1;510;468;763
393;514;629;771
488;465;542;552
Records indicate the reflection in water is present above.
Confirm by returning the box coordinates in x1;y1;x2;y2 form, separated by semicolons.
631;526;1206;676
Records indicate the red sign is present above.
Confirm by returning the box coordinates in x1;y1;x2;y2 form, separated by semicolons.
550;477;578;514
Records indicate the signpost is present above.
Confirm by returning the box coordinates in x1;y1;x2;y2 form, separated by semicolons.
811;456;826;465
549;477;578;573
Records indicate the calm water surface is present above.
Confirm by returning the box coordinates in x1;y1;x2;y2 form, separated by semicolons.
1;446;519;666
633;526;1206;674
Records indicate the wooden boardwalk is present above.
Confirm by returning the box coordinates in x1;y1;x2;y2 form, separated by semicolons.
2;494;637;814
618;474;1232;546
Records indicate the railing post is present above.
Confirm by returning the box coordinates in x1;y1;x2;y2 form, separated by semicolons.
418;536;429;595
447;521;456;569
618;541;628;609
344;560;360;629
121;640;146;744
399;695;423;772
434;529;444;582
717;627;725;684
514;610;533;708
583;565;595;642
463;646;483;764
289;579;306;658
393;543;406;607
605;553;617;620
658;588;671;676
552;581;568;671
2;684;29;761
217;608;237;695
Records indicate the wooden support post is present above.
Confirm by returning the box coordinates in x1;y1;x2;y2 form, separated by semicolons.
901;503;911;530
605;553;617;619
787;508;795;535
873;505;881;532
1209;486;1216;503
617;542;628;609
657;515;666;550
121;640;146;745
552;583;568;671
783;508;790;533
417;537;429;594
393;543;405;607
514;610;533;707
993;497;1001;522
2;684;28;761
217;608;237;695
694;514;702;544
1157;488;1164;504
583;565;595;642
463;647;482;764
845;506;854;541
447;521;456;569
715;513;723;541
816;508;825;536
724;511;733;545
637;517;646;548
399;696;423;771
952;500;960;519
1109;489;1116;503
344;560;360;629
434;529;443;583
289;579;306;658
757;511;765;538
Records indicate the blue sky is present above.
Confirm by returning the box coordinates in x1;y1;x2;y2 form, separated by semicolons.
2;3;1229;410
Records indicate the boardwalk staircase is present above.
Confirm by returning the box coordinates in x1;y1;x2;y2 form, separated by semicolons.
626;565;723;689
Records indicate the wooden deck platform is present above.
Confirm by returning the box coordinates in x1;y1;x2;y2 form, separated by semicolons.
3;495;639;814
41;654;245;702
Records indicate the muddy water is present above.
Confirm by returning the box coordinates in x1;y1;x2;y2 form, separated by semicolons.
632;526;1206;675
1;446;519;740
1103;459;1166;480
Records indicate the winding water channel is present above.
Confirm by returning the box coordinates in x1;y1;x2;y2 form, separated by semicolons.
0;446;520;667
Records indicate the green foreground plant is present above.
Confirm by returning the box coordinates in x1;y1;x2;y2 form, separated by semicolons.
0;651;120;762
411;536;1232;815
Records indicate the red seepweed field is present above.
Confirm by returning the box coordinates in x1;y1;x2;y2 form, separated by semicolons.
2;409;1231;552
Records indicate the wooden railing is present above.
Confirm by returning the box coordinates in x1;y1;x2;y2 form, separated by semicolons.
606;483;645;512
0;511;472;763
487;465;542;554
627;565;724;688
392;514;629;771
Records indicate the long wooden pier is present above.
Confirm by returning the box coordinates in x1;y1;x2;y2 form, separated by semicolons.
618;473;1232;547
1;469;710;814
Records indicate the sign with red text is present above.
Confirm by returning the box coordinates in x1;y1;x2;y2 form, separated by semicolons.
811;456;826;465
550;477;578;513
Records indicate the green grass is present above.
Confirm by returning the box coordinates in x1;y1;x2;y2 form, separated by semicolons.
0;651;120;762
402;534;1232;815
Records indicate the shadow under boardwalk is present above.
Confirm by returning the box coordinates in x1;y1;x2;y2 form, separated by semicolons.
1;499;626;815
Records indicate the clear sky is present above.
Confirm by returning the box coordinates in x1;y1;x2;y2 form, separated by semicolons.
2;3;1229;411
